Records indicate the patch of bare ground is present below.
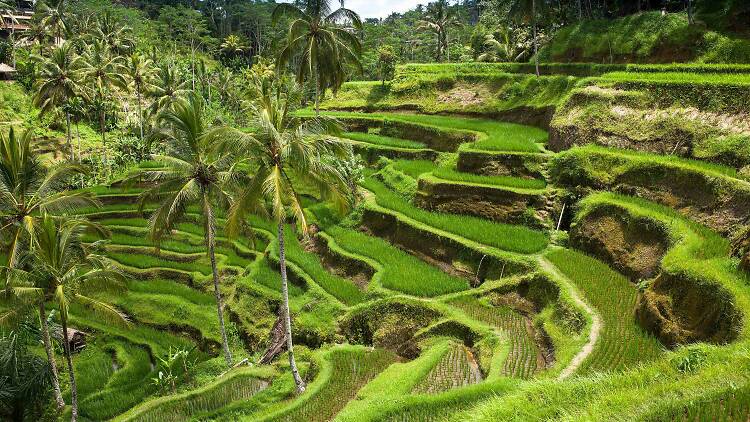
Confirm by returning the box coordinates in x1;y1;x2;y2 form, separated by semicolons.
438;83;490;107
610;105;750;136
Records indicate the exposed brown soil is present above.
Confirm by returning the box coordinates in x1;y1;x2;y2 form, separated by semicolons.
437;84;490;107
636;272;743;347
305;233;374;290
570;207;669;281
414;178;546;228
360;208;532;285
457;150;547;179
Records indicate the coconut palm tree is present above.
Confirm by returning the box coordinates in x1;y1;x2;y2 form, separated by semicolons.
4;214;127;422
132;94;235;367
477;28;525;62
222;72;352;393
417;0;462;62
148;64;189;116
272;0;363;115
509;0;549;76
33;43;84;161
95;11;135;56
37;0;69;46
220;34;247;59
0;127;93;409
80;40;128;164
126;53;155;145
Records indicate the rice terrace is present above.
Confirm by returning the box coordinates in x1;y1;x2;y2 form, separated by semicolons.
1;0;750;420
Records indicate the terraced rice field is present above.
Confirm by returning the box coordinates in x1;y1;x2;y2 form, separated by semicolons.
545;249;664;373
449;296;542;379
411;342;483;394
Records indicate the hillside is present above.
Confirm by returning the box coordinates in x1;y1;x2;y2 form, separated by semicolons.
2;0;750;420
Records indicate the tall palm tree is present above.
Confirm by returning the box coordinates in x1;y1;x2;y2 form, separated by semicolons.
132;95;235;367
0;127;94;410
95;11;135;56
147;64;189;117
509;0;548;76
81;40;127;165
4;214;127;422
417;0;462;62
224;74;351;393
37;0;68;46
273;0;363;115
477;28;525;62
126;53;155;145
33;43;84;161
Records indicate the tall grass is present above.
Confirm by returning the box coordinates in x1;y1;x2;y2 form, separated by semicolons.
545;249;664;373
260;346;395;422
343;132;427;149
310;204;469;297
450;296;540;379
430;167;547;190
115;368;272;422
362;178;548;254
311;111;547;153
273;224;366;305
411;341;483;394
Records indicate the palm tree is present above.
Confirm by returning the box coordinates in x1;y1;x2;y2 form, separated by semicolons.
132;95;235;367
37;0;69;46
81;40;128;164
417;0;462;62
126;53;155;145
147;64;189;117
477;28;525;62
0;127;94;410
509;0;548;76
273;0;363;115
220;34;247;59
223;74;352;393
4;214;127;422
33;43;84;161
95;11;135;56
21;19;49;55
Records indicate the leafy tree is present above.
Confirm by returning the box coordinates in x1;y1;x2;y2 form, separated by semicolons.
224;70;352;393
132;94;236;367
377;45;396;86
417;0;462;62
32;43;84;161
5;214;127;422
273;0;363;115
0;127;93;408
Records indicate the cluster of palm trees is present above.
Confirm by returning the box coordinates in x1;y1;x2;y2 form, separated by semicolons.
28;6;193;169
0;127;127;421
0;2;361;419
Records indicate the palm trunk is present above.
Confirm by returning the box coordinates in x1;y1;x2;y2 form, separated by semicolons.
314;73;320;117
60;313;78;422
136;87;144;144
532;11;540;77
205;203;233;366
39;301;65;409
76;122;81;162
65;111;73;161
100;110;108;173
277;222;305;393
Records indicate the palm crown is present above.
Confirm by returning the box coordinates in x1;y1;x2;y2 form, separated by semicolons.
273;0;363;112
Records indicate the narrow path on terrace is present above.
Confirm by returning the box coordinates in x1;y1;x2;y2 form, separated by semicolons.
537;256;602;380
